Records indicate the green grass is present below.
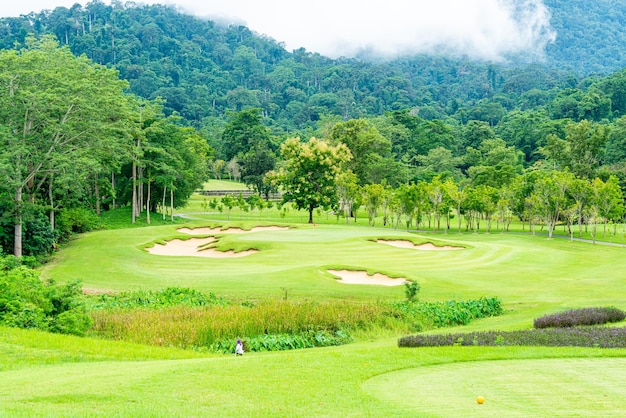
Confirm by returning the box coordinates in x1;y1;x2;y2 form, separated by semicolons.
4;205;626;416
1;331;624;416
201;179;249;191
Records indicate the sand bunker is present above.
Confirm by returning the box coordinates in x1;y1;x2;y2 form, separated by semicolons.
147;237;258;258
328;269;407;286
377;239;463;251
177;226;289;235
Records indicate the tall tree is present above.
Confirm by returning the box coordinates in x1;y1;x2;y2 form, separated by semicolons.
221;108;271;161
240;142;276;199
0;36;132;256
532;170;574;238
268;137;351;223
330;118;391;185
541;120;609;179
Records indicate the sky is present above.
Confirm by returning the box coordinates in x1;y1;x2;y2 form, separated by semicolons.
0;0;557;60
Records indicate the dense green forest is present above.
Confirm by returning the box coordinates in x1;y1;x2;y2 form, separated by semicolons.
1;1;626;258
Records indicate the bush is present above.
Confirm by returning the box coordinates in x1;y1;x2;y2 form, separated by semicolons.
50;308;93;336
212;329;352;353
534;307;626;328
87;287;228;310
403;280;420;302
0;257;91;335
23;215;58;258
389;297;503;328
56;207;102;241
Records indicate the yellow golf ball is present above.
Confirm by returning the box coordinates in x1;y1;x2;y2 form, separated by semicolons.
476;396;485;404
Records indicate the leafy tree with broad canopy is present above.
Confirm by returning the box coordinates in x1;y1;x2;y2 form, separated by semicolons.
0;36;133;257
268;137;351;223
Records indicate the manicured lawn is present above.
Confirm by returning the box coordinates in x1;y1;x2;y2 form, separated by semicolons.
1;327;624;416
4;210;626;416
201;179;249;191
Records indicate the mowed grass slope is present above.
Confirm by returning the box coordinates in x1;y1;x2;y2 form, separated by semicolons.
4;219;626;416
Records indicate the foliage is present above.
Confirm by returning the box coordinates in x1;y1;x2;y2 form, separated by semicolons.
269;137;352;223
212;329;352;353
90;300;385;350
398;326;626;349
89;292;503;352
389;297;503;328
0;36;133;257
403;280;420;302
56;207;103;241
0;257;91;335
534;307;626;328
87;287;228;310
0;202;58;259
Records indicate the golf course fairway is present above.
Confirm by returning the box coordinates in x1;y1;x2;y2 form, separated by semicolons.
2;219;625;416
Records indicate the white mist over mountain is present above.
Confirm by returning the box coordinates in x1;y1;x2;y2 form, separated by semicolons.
169;0;557;61
2;0;556;61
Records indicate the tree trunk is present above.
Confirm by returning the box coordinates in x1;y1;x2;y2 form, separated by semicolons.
95;172;101;216
146;179;151;225
162;185;167;220
132;160;137;224
170;189;174;222
138;167;144;214
48;178;55;230
111;172;116;210
308;204;314;224
14;186;23;257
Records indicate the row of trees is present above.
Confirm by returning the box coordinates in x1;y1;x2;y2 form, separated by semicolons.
0;37;208;257
264;135;624;243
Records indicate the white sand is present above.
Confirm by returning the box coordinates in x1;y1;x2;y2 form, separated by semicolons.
328;269;407;286
177;226;289;235
376;239;463;251
146;237;257;258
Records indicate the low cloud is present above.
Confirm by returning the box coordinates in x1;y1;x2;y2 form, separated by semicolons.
170;0;556;61
3;1;556;61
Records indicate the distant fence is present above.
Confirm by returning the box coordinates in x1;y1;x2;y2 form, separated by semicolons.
195;189;283;200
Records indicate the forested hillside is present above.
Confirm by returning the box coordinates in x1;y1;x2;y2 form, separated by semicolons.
0;0;623;129
544;0;626;74
1;1;626;259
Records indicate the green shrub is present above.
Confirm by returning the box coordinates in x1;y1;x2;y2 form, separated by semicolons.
0;257;91;335
56;207;103;241
403;280;420;302
50;308;93;336
87;287;228;310
211;329;352;353
389;297;503;328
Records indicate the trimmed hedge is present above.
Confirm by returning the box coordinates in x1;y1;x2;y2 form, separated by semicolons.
398;327;626;349
534;307;626;329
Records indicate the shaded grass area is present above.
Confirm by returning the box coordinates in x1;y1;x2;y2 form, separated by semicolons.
99;207;187;229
